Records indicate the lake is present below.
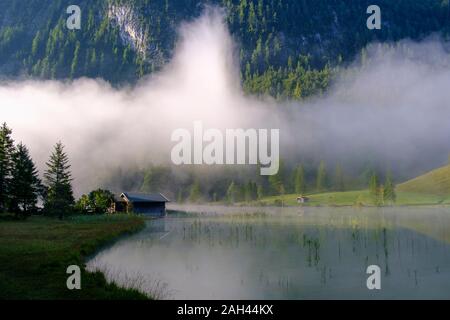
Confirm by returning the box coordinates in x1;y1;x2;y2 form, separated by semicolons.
86;205;450;299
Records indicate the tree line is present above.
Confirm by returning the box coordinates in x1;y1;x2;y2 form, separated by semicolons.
2;0;450;99
0;123;74;219
0;121;398;218
135;159;396;205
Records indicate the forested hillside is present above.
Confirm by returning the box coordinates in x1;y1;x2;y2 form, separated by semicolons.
1;0;450;99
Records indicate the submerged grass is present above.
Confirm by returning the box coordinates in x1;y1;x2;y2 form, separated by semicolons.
0;214;149;300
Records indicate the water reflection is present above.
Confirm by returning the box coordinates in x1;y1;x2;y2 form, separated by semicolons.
87;206;450;299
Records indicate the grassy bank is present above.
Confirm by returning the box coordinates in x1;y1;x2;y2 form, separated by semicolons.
250;190;450;207
0;214;148;299
398;164;450;196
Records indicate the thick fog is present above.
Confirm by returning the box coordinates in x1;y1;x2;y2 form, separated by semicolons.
1;8;450;195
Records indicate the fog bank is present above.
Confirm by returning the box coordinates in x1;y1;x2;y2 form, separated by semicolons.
1;8;450;195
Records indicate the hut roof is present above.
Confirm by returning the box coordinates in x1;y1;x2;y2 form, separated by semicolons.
115;192;170;203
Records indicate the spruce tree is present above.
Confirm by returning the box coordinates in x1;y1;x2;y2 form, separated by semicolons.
252;182;258;200
188;180;201;203
369;172;379;196
294;164;306;194
177;188;184;203
245;181;253;202
369;172;381;205
257;184;264;200
316;161;327;192
44;142;74;219
334;163;345;192
268;160;285;195
226;181;237;204
0;123;14;212
10;143;41;217
383;172;397;204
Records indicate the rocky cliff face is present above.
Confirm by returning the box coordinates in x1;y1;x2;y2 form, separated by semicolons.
108;3;148;58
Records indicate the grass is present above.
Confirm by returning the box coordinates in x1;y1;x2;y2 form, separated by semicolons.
0;213;148;299
251;190;449;207
398;164;450;196
238;165;450;207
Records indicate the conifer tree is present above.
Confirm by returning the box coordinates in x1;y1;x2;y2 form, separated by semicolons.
226;181;237;204
369;172;381;205
268;159;285;195
369;172;379;196
316;161;327;192
383;172;396;204
10;143;41;217
334;163;345;192
257;184;264;200
177;188;184;203
0;123;14;212
189;180;201;203
44;142;74;219
294;164;306;194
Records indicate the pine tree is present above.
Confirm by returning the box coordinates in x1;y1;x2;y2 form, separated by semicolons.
189;180;201;203
257;184;264;200
177;188;184;203
226;181;237;204
268;159;285;195
10;143;41;217
369;172;381;205
316;161;327;192
245;181;253;202
369;172;379;196
383;172;396;204
334;163;345;192
294;164;306;194
252;182;258;200
0;123;14;212
44;142;74;219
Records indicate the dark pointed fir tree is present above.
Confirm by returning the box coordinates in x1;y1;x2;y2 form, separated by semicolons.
226;181;237;204
189;179;201;203
316;161;327;192
383;171;396;204
369;172;379;196
10;143;41;218
294;164;306;195
369;172;381;205
334;163;345;192
0;123;14;212
44;142;74;219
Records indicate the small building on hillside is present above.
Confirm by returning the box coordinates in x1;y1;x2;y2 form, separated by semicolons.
110;192;170;217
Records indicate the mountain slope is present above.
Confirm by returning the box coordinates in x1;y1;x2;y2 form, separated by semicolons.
397;164;450;196
1;0;450;97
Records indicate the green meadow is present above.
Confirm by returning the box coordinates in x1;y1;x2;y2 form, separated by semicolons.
245;164;450;207
254;190;448;207
397;164;450;196
0;214;148;300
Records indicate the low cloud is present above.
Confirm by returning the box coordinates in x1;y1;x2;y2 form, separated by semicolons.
1;8;450;195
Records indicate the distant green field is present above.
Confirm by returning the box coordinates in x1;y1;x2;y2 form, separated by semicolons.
252;190;449;207
249;165;450;207
398;164;450;196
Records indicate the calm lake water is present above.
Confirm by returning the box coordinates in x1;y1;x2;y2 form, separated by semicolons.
86;205;450;299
